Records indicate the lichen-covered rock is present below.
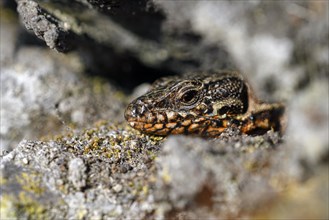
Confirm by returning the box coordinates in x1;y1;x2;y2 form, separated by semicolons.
1;127;326;219
0;125;163;219
14;0;236;81
68;158;87;190
154;0;329;101
286;80;329;164
16;0;76;52
154;134;298;219
0;15;125;151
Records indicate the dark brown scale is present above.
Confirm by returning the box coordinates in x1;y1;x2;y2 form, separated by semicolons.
124;71;285;137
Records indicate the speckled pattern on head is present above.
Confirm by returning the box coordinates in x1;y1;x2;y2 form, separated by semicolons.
125;70;285;137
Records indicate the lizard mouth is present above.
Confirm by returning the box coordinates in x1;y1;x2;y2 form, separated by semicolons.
125;102;214;136
125;102;197;135
126;121;169;136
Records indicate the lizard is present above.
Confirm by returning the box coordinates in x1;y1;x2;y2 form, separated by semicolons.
124;70;285;137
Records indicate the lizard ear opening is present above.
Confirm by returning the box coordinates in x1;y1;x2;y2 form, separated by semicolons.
217;106;231;115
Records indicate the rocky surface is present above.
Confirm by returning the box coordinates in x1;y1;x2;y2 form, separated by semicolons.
1;124;162;219
0;42;125;151
1;1;328;219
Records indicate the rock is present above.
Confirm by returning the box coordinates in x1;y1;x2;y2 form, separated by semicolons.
113;184;123;193
0;14;125;151
287;80;329;164
154;134;300;218
68;158;87;190
0;126;162;219
156;137;208;209
16;0;76;52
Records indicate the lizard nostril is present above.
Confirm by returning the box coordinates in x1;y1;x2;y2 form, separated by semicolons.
137;105;146;115
125;101;148;121
124;104;137;120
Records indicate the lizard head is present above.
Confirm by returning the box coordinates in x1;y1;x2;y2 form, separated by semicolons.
124;71;249;135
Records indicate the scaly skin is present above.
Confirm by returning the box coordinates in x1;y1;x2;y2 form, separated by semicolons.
125;70;285;137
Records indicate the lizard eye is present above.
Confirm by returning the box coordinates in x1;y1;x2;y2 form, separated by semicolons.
176;88;201;108
181;89;198;104
174;80;203;109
